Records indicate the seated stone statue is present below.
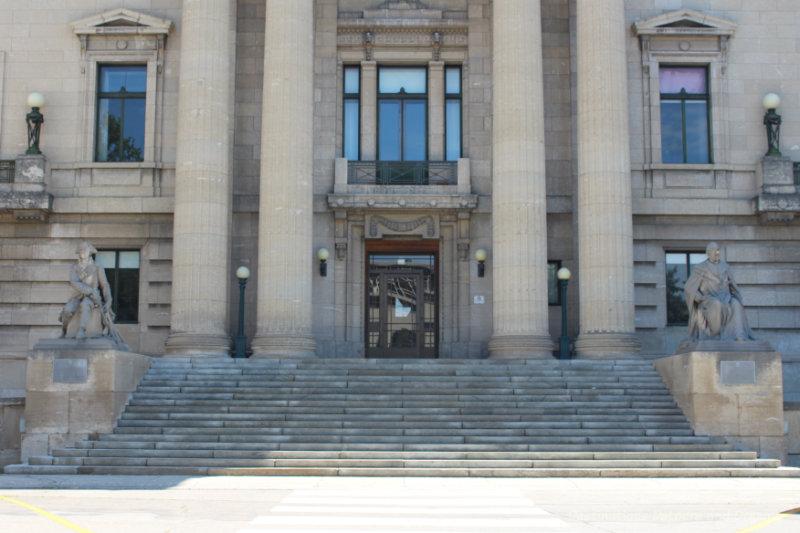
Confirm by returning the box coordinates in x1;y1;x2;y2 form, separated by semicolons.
684;242;755;342
59;241;123;344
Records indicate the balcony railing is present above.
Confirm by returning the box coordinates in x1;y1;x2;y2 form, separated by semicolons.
348;161;457;186
0;160;14;183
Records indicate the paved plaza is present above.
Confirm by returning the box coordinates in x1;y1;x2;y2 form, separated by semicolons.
0;475;799;532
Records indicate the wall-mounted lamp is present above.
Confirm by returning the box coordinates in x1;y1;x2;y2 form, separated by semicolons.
475;248;487;278
26;92;45;155
234;266;250;359
762;92;782;157
317;247;330;277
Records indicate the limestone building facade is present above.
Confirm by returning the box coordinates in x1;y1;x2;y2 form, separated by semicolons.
0;1;798;372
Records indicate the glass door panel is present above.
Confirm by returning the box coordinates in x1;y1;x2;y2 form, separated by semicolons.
366;252;437;358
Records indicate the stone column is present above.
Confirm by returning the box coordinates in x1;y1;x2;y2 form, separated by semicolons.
428;61;445;161
360;61;377;161
575;0;640;358
250;0;317;358
165;0;236;357
488;0;554;359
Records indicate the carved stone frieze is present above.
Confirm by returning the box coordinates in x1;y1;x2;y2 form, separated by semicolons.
368;214;437;238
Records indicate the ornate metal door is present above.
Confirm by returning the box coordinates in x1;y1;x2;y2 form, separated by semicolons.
366;252;437;358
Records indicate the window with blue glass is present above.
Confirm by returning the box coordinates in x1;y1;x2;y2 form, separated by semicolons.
378;67;427;161
343;66;360;160
660;66;711;164
445;66;462;161
96;65;146;162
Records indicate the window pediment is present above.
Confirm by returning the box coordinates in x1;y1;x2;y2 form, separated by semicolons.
634;9;736;37
72;8;173;36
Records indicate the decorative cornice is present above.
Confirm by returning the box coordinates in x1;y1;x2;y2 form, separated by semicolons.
633;9;736;37
72;8;173;36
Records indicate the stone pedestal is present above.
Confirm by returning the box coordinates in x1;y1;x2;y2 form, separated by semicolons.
0;154;52;221
21;348;151;461
654;349;786;462
757;156;798;223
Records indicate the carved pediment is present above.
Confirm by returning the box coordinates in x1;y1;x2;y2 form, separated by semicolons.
634;9;736;37
72;8;173;36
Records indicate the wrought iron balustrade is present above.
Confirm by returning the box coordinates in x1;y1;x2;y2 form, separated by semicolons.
348;161;457;186
0;160;14;183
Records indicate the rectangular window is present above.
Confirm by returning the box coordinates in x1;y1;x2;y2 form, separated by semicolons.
343;66;360;161
378;67;427;161
660;66;710;164
96;65;146;162
665;252;706;325
445;66;462;161
95;250;140;323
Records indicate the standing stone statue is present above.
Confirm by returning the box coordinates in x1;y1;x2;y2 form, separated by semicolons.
684;242;755;342
59;241;124;344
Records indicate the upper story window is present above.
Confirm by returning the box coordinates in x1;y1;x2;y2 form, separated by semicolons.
343;66;361;161
660;66;710;164
96;65;146;162
634;10;735;169
445;66;462;161
378;67;427;161
96;249;140;323
72;9;172;164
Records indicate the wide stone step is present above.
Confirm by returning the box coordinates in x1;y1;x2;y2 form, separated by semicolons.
47;455;780;470
19;356;775;477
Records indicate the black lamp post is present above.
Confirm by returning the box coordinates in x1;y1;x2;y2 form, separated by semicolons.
557;267;571;360
25;92;45;155
762;92;782;157
234;266;250;358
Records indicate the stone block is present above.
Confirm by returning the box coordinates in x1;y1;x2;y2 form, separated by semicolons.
655;350;786;460
20;349;151;457
786;409;800;454
14;155;46;185
24;390;69;433
20;433;49;462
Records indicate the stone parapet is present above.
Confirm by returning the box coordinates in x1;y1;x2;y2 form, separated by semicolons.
20;348;151;461
655;350;786;462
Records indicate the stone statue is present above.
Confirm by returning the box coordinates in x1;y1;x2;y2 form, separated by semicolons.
684;242;755;342
59;241;124;344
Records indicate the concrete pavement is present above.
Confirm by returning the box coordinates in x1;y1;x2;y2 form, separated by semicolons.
0;475;799;533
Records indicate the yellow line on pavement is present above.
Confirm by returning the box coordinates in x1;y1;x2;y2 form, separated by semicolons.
0;495;95;533
736;506;800;533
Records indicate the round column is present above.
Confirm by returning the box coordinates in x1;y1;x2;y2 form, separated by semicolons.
166;0;236;357
575;0;641;358
488;0;554;359
250;0;317;358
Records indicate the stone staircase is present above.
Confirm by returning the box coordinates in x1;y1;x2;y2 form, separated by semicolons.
7;357;789;476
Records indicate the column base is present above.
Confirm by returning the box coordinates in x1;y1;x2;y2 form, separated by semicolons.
574;332;641;359
164;333;232;358
488;335;555;360
250;333;317;359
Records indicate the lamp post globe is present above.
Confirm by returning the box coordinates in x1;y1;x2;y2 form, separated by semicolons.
762;93;780;111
